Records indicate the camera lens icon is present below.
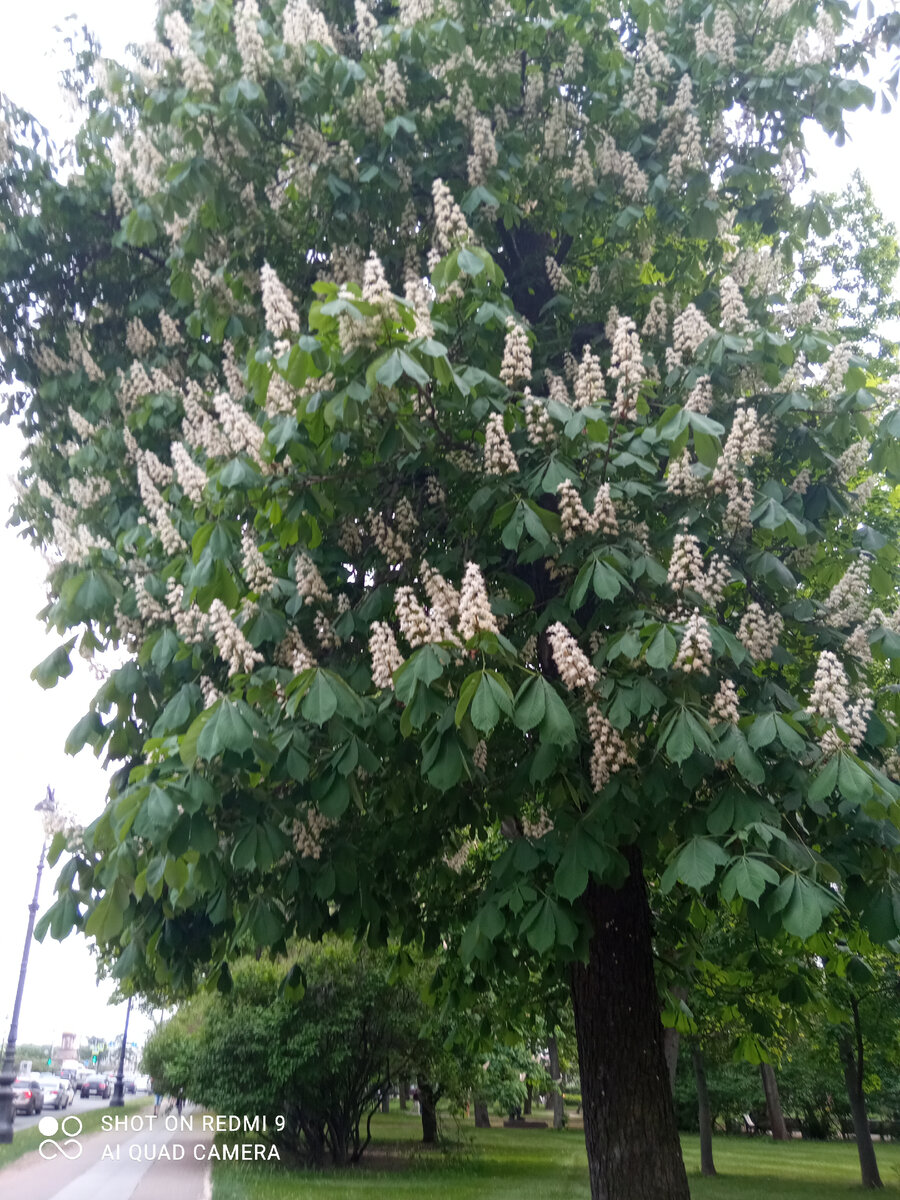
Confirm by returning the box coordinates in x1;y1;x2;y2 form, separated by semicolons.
39;1114;83;1159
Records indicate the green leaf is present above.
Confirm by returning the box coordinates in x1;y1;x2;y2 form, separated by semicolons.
555;826;612;900
773;875;837;940
460;903;505;964
31;640;75;689
538;679;577;746
665;711;694;764
457;246;485;276
196;699;254;758
748;712;777;750
455;671;482;726
646;626;676;669
665;837;729;892
514;675;546;731
721;857;779;905
301;670;338;725
808;756;839;803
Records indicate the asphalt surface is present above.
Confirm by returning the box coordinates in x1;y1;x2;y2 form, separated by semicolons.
0;1103;212;1200
12;1092;149;1134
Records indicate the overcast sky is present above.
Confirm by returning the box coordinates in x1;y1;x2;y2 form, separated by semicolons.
0;1;898;1053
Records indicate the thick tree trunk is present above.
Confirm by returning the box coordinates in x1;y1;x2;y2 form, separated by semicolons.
418;1079;438;1145
760;1063;789;1141
524;1080;533;1116
474;1099;491;1128
381;1091;390;1114
548;1035;564;1130
570;850;690;1200
839;997;882;1190
692;1043;716;1177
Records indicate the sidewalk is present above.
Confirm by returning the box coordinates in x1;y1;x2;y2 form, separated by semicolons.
0;1110;212;1200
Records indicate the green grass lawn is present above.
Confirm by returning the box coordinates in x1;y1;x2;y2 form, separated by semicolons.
0;1094;152;1171
210;1112;900;1199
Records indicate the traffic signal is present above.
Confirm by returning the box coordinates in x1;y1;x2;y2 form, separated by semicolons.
92;1054;98;1064
46;1057;52;1067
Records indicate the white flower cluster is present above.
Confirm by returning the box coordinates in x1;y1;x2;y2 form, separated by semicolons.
432;178;472;255
368;509;412;564
522;810;554;839
525;392;556;447
468;115;498;187
182;381;231;460
292;808;335;860
276;627;317;673
666;449;704;497
674;610;712;675
241;530;274;595
587;704;633;791
67;329;105;382
545;257;571;293
624;60;657;122
499;318;532;389
369;620;405;688
694;11;736;65
212;392;266;466
163;11;214;95
571;142;595;191
265;371;298;417
573;346;605;409
134;575;166;625
159;311;184;347
684;375;713;414
667;533;705;592
556;479;618;541
642;295;668;340
171;441;207;504
484;413;518;475
715;406;762;483
223;342;246;402
669;303;714;366
547;622;597;690
166;579;206;646
295;552;330;605
608;317;645;421
545;370;570;407
807;650;850;729
595;133;648;202
719;276;749;332
137;464;186;556
458;562;499;641
696;554;731;606
283;0;335;51
208;598;263;677
737;603;783;660
833;440;868;486
824;559;870;627
235;0;272;81
404;275;434;340
362;250;398;321
199;676;221;709
261;262;300;339
68;474;111;509
709;679;740;726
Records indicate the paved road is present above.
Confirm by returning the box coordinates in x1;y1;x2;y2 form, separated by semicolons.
13;1093;141;1134
0;1106;212;1200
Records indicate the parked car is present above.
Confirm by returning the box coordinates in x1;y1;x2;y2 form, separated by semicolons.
13;1078;44;1115
36;1075;70;1110
123;1077;137;1095
80;1074;111;1099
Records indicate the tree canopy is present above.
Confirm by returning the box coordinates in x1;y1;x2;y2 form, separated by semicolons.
2;0;900;1195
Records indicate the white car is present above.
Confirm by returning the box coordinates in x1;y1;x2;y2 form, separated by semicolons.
36;1074;71;1110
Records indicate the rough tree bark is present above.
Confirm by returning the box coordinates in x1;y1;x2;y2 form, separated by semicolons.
381;1092;390;1114
474;1099;491;1128
570;849;691;1200
760;1063;789;1141
418;1079;438;1145
839;995;883;1190
548;1035;565;1130
691;1043;716;1178
524;1080;533;1116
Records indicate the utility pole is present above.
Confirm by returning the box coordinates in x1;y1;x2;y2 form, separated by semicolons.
0;788;56;1143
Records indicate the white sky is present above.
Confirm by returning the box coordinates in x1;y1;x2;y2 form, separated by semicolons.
0;2;898;1052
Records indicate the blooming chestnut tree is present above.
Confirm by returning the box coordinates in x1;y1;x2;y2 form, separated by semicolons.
3;0;900;1195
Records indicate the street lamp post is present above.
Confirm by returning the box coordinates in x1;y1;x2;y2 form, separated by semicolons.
109;996;133;1108
0;787;56;1144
